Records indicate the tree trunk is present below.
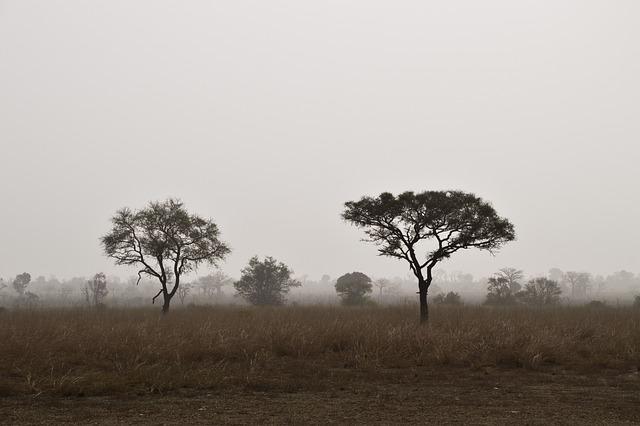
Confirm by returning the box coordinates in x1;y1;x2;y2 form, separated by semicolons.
162;293;171;314
418;279;428;324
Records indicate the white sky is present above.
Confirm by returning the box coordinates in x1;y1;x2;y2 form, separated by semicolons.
0;1;638;281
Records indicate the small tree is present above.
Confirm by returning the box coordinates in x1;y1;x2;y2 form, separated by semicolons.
343;190;515;322
197;271;233;298
517;278;562;306
495;267;524;293
101;199;230;313
12;273;31;297
564;271;591;299
234;256;300;305
335;272;373;305
177;282;192;305
373;278;396;303
432;291;461;305
485;276;516;305
83;272;109;307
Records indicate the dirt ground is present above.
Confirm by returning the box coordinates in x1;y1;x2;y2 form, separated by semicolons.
2;367;639;425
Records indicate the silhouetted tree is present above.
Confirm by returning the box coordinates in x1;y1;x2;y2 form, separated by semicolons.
485;276;517;305
373;278;393;302
517;278;561;306
495;267;524;293
432;291;462;305
101;199;230;313
83;272;109;307
177;282;192;305
342;190;515;322
565;271;591;299
319;274;332;287
335;272;372;305
197;271;233;298
234;256;300;305
548;268;564;283
12;273;31;297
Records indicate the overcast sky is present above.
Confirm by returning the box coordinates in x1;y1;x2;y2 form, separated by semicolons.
0;1;638;282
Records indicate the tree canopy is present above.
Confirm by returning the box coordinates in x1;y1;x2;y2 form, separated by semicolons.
335;272;373;305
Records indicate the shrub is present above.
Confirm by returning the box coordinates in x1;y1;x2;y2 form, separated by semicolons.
432;291;462;305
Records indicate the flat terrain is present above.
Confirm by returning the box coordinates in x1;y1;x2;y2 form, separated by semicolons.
3;368;640;424
1;305;639;424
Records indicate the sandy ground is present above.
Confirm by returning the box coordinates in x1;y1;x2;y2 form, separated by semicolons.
2;368;640;425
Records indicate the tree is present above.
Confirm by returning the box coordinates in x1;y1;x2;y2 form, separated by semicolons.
432;291;462;305
342;190;515;322
12;273;31;297
234;256;301;305
319;274;332;287
373;278;393;302
495;267;524;293
548;268;564;283
101;199;230;313
83;272;109;307
197;271;233;298
564;271;591;299
517;278;562;306
177;282;192;305
335;272;373;305
485;276;516;305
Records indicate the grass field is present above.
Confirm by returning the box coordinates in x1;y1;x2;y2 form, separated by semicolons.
1;305;640;424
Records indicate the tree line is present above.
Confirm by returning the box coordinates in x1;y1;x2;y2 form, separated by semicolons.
4;191;640;322
100;191;516;322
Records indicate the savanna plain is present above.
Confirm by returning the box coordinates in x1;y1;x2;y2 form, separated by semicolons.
1;304;640;425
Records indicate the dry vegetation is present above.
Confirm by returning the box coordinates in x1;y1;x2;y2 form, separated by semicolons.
1;304;639;398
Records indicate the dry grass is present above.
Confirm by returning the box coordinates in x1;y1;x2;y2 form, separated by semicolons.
1;304;639;396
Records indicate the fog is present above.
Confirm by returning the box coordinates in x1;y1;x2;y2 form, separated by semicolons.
1;0;639;284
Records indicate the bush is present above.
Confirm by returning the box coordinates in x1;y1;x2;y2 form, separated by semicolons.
516;278;561;306
335;272;373;306
432;292;462;305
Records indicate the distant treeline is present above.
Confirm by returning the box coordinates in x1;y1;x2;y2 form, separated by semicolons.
1;267;639;309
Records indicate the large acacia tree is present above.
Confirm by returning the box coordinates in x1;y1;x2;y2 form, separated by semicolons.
343;191;515;323
102;199;230;313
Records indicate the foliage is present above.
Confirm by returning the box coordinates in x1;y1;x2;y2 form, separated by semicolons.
564;271;591;299
234;256;300;306
485;276;517;306
485;268;523;305
343;190;515;322
12;273;31;296
517;278;562;306
83;273;109;307
335;272;373;305
373;278;401;302
101;199;230;313
197;271;233;298
495;268;523;293
432;291;462;305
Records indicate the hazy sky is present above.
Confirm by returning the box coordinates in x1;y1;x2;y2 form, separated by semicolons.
1;1;638;282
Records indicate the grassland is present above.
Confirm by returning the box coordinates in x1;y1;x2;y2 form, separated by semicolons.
1;305;640;424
